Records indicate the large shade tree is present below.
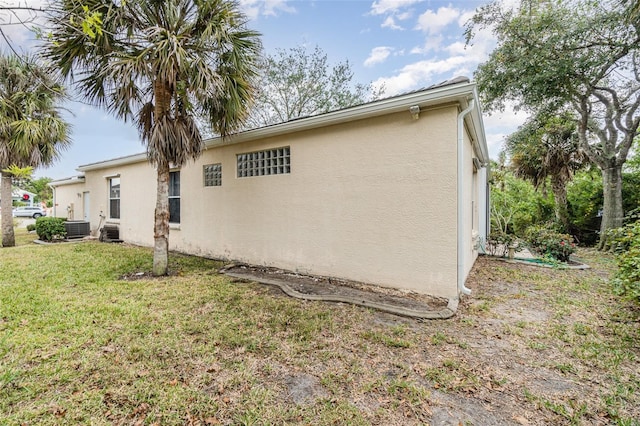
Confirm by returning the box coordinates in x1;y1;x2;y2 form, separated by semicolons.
244;45;384;129
45;0;261;275
466;0;640;247
505;112;588;230
0;54;70;247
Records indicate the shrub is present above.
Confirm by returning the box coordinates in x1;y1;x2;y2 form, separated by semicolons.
26;224;36;232
525;223;576;262
35;217;67;241
608;219;640;304
605;209;640;253
483;231;522;257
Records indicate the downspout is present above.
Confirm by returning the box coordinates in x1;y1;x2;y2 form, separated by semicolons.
457;99;475;296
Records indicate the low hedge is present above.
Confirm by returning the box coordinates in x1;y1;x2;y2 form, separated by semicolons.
35;217;67;241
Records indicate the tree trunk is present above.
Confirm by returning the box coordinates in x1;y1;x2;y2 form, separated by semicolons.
598;165;624;250
551;176;569;231
1;172;15;247
152;161;170;275
151;78;173;276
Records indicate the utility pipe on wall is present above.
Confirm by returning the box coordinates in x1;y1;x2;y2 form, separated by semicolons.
457;99;475;296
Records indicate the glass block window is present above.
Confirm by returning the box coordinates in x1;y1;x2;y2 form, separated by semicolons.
169;171;180;223
109;177;120;219
203;163;222;186
237;146;290;178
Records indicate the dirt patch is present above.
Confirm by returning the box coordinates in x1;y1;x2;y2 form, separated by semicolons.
119;271;180;281
210;255;639;424
221;263;452;317
283;374;329;405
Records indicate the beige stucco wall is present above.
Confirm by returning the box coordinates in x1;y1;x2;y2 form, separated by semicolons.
82;162;157;238
188;108;459;297
52;181;86;220
461;124;480;278
79;105;484;299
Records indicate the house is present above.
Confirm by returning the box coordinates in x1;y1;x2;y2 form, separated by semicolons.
48;175;87;220
12;188;36;206
0;185;36;206
50;77;489;299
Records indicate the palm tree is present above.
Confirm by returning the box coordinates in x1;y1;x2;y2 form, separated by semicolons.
0;54;71;247
45;0;261;275
505;112;588;230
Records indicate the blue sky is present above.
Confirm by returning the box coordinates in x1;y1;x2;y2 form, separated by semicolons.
1;0;527;180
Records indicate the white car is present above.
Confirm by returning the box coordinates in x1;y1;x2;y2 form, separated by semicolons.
12;206;47;218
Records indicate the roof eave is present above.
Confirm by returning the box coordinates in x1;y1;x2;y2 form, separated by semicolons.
49;175;87;187
207;81;481;148
76;80;488;171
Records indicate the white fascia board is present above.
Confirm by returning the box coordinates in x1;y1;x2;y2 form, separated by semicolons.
77;153;148;172
49;175;86;187
468;87;490;164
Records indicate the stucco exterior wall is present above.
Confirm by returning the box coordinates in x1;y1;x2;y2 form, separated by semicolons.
461;124;480;278
81;107;464;298
82;161;157;240
52;181;86;220
188;107;459;297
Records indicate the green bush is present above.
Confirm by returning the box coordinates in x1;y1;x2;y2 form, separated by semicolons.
608;219;640;304
35;217;67;241
483;231;522;257
567;169;602;245
525;223;576;262
26;224;36;232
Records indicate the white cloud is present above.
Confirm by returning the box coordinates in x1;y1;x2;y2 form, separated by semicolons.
485;132;508;158
483;104;530;158
483;103;529;129
450;24;495;63
370;0;424;16
415;6;460;35
444;41;467;56
371;0;422;30
458;10;475;28
364;46;393;67
410;34;444;55
381;16;403;30
372;56;468;95
239;0;295;20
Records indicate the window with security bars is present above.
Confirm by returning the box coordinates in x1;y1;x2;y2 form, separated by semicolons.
203;163;222;186
237;147;290;178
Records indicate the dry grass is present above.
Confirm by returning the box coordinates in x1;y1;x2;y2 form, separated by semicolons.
0;229;638;425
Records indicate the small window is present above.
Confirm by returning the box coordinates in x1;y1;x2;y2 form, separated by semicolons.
109;177;120;219
203;163;222;186
169;171;180;223
237;146;290;178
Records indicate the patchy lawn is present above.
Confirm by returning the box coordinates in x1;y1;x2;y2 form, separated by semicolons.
0;229;638;425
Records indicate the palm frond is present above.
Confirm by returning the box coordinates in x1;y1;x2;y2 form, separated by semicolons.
0;53;71;171
45;0;261;163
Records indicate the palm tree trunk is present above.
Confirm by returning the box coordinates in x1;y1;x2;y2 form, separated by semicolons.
598;165;624;250
153;160;170;275
1;172;15;247
151;78;172;276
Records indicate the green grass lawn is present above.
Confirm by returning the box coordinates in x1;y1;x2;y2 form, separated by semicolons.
1;228;638;425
